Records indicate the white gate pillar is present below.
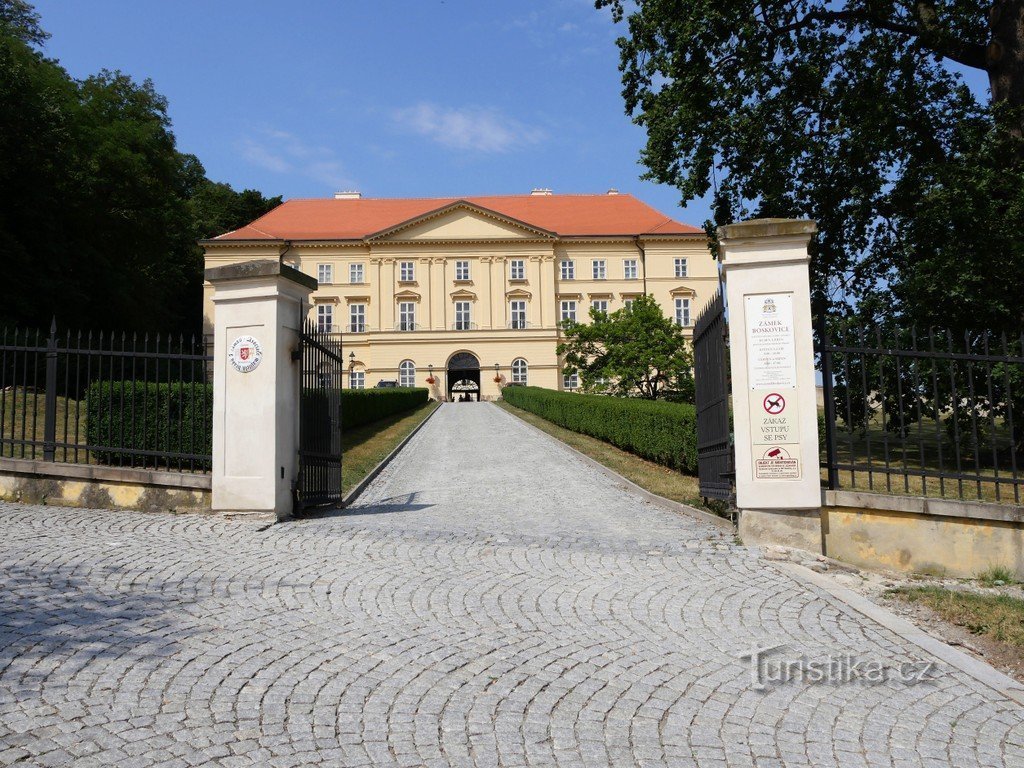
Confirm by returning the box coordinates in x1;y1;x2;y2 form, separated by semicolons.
719;219;823;551
205;260;317;520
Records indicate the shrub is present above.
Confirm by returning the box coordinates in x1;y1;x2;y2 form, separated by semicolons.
341;387;429;430
85;380;213;467
502;386;697;473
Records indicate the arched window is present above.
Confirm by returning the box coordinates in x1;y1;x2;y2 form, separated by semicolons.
399;360;416;387
511;358;528;385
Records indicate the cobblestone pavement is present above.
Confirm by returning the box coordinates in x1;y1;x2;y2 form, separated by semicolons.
1;402;1022;767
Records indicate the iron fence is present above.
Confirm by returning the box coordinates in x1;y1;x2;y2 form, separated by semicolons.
693;290;734;502
817;318;1024;504
0;320;213;472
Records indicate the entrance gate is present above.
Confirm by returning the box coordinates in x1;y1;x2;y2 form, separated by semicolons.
693;288;734;502
447;351;481;401
294;319;344;512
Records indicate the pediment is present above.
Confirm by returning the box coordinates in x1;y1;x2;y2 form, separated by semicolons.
394;289;421;302
450;289;478;301
505;288;532;299
669;284;697;297
367;201;556;242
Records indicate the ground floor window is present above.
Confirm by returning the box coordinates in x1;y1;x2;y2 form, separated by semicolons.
563;372;579;390
511;358;528;384
399;360;416;387
349;370;365;389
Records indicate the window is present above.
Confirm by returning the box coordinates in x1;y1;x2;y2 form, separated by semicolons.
592;259;606;279
317;264;333;284
349;370;365;389
455;260;471;281
399;360;416;387
511;358;528;384
399;261;415;282
316;304;333;332
675;297;691;327
510;300;527;329
563;372;579;390
623;259;638;280
349;303;366;333
454;301;472;330
560;260;575;280
398;302;416;331
560;300;577;323
591;299;609;315
674;257;688;278
624;298;635;311
509;259;526;281
350;263;365;283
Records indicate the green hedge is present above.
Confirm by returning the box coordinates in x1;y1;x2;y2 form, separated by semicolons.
502;386;697;473
85;380;213;466
341;387;429;429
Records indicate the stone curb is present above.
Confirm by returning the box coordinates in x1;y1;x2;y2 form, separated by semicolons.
494;402;735;533
341;401;443;507
773;560;1024;706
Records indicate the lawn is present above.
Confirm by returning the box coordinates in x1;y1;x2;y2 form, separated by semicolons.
342;400;439;496
497;400;724;517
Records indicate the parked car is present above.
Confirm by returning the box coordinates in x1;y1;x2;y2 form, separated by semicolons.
374;379;398;388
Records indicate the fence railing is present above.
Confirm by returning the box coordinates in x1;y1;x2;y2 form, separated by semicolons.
817;319;1024;504
0;320;213;473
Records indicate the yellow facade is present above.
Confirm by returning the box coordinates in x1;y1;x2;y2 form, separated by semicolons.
202;199;716;400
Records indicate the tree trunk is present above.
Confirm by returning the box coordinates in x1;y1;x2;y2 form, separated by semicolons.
989;0;1024;136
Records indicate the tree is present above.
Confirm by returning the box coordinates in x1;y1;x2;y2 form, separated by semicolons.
597;0;1024;332
557;295;694;399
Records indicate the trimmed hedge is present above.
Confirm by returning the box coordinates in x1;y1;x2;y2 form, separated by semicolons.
341;387;429;430
502;386;697;473
85;380;213;466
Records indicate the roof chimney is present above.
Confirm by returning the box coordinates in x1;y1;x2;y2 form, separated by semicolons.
334;191;361;199
530;188;553;196
607;188;619;195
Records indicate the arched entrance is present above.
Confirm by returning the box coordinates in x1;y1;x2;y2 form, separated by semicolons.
447;351;481;402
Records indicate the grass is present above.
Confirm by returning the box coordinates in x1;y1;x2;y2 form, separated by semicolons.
342;400;439;495
888;586;1024;648
497;400;726;517
0;391;87;462
979;564;1018;587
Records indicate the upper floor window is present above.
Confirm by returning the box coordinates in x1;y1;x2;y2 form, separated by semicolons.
316;304;333;333
455;260;471;281
674;257;688;278
560;300;577;323
349;303;366;333
560;260;575;280
675;297;691;327
623;259;638;280
350;263;365;283
591;299;609;315
398;302;416;331
511;358;528;385
317;264;333;284
349;370;365;389
624;298;635;311
509;300;527;329
592;259;606;280
399;360;416;387
454;301;472;330
509;259;526;281
399;261;415;282
563;372;579;390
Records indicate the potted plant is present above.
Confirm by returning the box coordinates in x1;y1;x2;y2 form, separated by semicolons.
425;375;436;385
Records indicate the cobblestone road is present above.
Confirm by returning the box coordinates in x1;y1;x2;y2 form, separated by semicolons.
1;402;1022;767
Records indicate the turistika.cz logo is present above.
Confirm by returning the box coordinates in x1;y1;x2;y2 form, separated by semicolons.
738;644;938;690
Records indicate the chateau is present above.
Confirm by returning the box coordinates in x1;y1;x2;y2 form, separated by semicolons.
201;190;715;400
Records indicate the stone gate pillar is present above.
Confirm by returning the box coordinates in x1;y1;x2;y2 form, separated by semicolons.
719;219;822;551
205;260;317;520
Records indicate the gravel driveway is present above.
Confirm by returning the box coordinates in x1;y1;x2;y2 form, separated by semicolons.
0;402;1021;767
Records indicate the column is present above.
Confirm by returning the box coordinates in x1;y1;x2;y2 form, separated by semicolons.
206;260;317;520
719;219;822;551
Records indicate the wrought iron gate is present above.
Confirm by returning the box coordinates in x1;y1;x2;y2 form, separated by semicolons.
294;319;344;512
693;289;734;502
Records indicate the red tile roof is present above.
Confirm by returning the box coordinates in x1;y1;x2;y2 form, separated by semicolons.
213;194;702;241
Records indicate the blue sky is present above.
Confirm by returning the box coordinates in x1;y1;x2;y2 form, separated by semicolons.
32;0;715;227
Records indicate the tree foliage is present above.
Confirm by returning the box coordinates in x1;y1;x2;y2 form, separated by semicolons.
0;2;281;332
597;0;1024;333
556;295;694;399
